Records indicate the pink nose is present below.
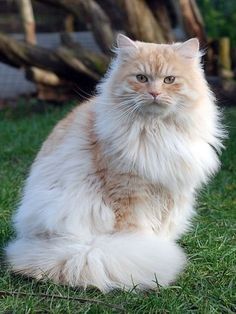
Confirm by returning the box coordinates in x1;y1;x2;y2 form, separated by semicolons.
149;92;160;98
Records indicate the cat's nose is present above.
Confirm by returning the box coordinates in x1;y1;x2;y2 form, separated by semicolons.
149;92;160;98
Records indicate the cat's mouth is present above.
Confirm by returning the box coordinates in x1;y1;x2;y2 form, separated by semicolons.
149;99;166;107
140;99;172;115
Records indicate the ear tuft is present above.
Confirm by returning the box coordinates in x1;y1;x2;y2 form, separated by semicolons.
117;33;137;49
176;38;199;59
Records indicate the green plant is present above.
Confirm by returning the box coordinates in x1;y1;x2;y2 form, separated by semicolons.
197;0;236;46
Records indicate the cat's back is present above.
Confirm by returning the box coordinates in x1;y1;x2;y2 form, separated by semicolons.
36;99;93;160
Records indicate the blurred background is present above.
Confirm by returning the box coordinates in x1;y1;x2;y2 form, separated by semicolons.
0;0;235;107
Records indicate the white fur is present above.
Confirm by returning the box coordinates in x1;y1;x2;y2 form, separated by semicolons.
7;234;186;291
6;37;224;291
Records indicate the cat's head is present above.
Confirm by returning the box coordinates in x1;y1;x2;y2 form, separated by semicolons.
102;34;207;118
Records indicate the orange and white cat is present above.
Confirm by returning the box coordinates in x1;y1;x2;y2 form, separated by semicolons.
6;34;224;291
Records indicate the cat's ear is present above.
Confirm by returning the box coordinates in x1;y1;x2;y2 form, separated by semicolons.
117;34;137;49
176;38;199;59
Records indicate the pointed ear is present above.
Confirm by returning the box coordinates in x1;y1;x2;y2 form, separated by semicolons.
176;38;199;59
117;33;137;49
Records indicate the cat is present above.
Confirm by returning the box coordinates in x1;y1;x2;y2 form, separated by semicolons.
6;34;224;292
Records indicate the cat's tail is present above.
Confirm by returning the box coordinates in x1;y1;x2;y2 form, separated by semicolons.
6;233;186;291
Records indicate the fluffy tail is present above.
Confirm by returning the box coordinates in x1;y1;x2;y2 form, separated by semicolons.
6;233;186;291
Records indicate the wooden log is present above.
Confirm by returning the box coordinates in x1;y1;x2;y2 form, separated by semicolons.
85;0;114;54
36;83;75;101
25;67;75;101
219;37;232;71
205;38;219;76
219;37;233;79
179;0;207;45
34;0;114;53
116;0;166;43
97;0;172;43
60;33;109;76
26;67;65;86
18;0;44;98
95;0;126;30
168;0;187;40
64;14;74;33
0;32;106;90
147;0;175;42
17;0;36;44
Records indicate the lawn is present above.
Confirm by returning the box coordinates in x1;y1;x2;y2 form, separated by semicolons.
0;101;235;313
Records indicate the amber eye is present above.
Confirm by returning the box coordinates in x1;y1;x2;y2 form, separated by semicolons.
164;76;175;84
136;74;148;83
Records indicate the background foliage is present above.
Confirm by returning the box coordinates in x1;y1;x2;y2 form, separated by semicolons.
197;0;236;46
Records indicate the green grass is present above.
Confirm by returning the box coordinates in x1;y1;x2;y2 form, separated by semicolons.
0;102;235;313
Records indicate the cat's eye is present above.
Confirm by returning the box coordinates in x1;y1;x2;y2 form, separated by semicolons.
136;74;148;83
164;76;175;84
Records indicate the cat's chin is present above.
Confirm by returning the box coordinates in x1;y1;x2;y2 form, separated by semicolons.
141;102;173;116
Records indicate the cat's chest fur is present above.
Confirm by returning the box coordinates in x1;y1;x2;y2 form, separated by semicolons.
92;167;171;231
90;120;202;231
88;109;219;231
102;119;214;192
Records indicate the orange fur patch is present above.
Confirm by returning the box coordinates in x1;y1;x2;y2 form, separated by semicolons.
86;111;140;231
85;110;175;231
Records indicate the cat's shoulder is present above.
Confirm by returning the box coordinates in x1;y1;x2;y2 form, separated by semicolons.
37;99;94;159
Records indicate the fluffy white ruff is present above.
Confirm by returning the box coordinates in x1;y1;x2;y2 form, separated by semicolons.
6;233;186;291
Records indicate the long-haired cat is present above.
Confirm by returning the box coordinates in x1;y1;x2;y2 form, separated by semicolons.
6;34;224;291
